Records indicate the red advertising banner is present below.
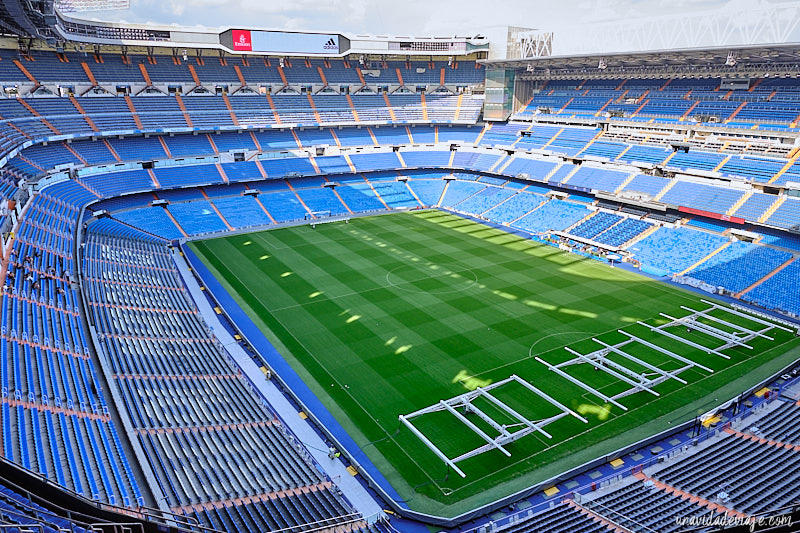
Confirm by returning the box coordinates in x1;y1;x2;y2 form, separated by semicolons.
232;30;252;51
678;205;745;224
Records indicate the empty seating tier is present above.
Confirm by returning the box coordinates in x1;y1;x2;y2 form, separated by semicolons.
83;228;359;531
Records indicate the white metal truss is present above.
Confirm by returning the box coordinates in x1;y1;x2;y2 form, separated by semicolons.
508;27;553;59
398;375;587;478
536;334;698;408
404;302;788;476
537;301;786;409
554;1;800;56
710;300;794;334
649;301;790;352
55;0;129;12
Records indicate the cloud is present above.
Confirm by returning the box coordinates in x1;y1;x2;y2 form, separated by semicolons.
78;0;800;52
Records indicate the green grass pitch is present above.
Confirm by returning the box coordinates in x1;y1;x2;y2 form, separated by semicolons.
189;210;800;517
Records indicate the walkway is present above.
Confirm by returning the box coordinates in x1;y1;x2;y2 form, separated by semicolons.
172;249;385;522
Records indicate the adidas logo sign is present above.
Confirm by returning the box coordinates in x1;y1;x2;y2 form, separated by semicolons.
323;38;337;50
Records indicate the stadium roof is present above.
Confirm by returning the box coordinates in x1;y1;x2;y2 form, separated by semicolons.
483;42;800;72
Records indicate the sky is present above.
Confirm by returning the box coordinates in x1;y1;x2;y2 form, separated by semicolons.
76;0;800;55
81;0;723;34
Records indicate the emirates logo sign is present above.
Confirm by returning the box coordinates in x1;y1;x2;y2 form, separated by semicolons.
232;30;252;51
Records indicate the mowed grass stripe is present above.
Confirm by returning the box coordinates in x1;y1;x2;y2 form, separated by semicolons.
192;235;415;459
253;217;480;305
193;218;474;489
195;213;701;482
190;210;800;516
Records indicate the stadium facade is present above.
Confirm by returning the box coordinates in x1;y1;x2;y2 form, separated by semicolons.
0;1;798;532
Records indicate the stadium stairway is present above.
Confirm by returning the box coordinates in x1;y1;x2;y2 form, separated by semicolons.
65;158;800;316
735;256;797;298
6;45;800;533
632;472;748;519
82;228;381;532
588;476;730;533
722;425;800;453
3;119;797;235
675;240;732;276
2;182;144;508
172;245;385;522
488;502;612;533
4;159;800;533
735;401;800;444
653;437;800;516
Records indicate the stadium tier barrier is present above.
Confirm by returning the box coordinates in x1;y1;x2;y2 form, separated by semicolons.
81;228;366;532
0;160;798;531
515;76;800;130
62;157;800;317
2;51;800;531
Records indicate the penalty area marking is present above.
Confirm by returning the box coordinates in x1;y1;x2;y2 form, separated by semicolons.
528;331;595;358
455;331;597;385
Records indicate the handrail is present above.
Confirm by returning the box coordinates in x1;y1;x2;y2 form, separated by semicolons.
89;523;146;533
576;497;659;533
264;512;364;533
0;456;210;532
11;108;800;530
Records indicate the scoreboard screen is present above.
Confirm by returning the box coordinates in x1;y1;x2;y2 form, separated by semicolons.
224;29;341;54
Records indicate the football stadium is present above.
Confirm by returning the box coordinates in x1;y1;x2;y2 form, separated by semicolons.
0;0;798;531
